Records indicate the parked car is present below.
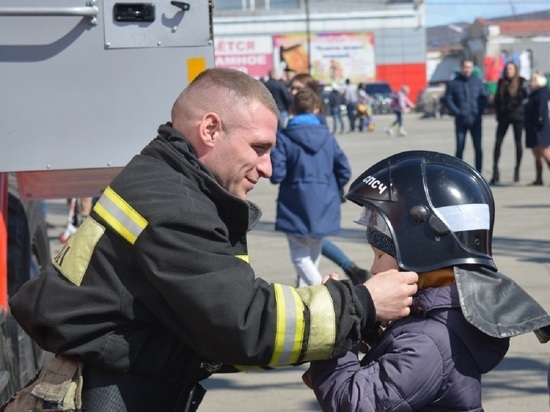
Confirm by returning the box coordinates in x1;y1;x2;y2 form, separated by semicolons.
364;81;394;114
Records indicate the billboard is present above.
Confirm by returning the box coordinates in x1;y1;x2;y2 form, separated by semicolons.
214;33;376;83
273;32;376;84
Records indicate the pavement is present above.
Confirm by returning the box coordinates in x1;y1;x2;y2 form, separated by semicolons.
45;112;550;411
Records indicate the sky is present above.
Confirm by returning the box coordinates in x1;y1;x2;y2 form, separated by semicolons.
425;0;550;27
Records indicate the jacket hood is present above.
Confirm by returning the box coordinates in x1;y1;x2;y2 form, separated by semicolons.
281;116;330;154
412;286;508;373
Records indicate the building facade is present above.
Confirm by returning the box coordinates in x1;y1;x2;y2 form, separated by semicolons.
213;0;427;100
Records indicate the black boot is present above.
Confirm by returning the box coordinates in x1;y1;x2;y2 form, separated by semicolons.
514;166;520;183
489;168;499;185
344;264;371;285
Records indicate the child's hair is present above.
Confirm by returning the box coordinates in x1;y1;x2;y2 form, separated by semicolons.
292;88;321;115
290;73;320;94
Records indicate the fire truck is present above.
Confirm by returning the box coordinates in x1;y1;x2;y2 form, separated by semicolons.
0;0;214;402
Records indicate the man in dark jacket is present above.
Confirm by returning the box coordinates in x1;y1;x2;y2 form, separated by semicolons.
264;69;292;129
444;58;488;173
7;68;418;411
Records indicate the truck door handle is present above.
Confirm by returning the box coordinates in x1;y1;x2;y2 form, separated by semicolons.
0;3;98;18
113;3;155;22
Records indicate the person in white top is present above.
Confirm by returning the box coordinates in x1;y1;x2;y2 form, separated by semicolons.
343;79;358;132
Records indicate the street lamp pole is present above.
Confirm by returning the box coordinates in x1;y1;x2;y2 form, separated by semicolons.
305;0;311;72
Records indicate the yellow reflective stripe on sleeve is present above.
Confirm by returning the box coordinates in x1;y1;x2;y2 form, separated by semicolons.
295;285;336;361
93;186;148;244
269;284;305;366
235;254;249;263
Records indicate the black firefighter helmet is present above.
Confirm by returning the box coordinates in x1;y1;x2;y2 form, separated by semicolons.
345;150;496;272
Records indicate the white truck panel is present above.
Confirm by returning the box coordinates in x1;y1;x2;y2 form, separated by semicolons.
0;0;214;197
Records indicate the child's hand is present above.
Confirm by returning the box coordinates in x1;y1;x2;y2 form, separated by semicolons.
322;273;340;284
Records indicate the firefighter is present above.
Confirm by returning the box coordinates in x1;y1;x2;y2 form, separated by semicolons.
8;68;417;411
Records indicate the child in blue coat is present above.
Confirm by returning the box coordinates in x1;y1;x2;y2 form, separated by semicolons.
270;88;351;286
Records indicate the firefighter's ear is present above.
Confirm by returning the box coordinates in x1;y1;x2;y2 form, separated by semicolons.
199;112;222;147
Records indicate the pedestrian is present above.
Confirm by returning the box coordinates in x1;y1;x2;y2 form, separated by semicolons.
58;197;93;243
263;68;292;130
443;58;488;173
328;83;345;135
344;78;358;132
356;83;374;132
6;68;419;411
304;150;550;411
385;85;415;136
490;61;529;184
524;71;550;186
288;73;371;282
270;88;351;286
289;72;327;124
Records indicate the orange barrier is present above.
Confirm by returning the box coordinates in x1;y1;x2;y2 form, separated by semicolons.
0;173;7;312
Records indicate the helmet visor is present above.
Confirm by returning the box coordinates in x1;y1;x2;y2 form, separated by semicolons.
354;206;391;236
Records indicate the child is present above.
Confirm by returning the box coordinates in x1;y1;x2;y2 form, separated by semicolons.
307;150;550;410
356;83;374;132
385;85;415;136
270;88;351;286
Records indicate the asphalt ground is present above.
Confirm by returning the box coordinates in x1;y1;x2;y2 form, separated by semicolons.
44;112;550;411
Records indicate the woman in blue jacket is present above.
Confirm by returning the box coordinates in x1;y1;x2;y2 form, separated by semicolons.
524;71;550;186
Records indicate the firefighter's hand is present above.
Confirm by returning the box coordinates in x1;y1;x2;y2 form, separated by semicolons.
364;269;418;323
302;367;313;390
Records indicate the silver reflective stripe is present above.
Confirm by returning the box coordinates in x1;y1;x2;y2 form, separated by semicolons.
94;186;148;244
436;203;490;232
270;284;305;366
277;285;299;365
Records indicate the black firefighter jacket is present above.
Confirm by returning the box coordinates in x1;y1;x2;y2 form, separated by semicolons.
9;124;372;386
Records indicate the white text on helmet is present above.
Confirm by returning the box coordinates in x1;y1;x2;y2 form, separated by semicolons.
362;176;387;195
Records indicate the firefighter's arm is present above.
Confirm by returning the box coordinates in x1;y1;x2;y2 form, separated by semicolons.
262;268;418;365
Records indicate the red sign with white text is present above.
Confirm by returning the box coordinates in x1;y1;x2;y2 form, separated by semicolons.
215;36;273;79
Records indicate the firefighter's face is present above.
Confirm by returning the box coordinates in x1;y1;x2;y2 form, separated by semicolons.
208;102;277;199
